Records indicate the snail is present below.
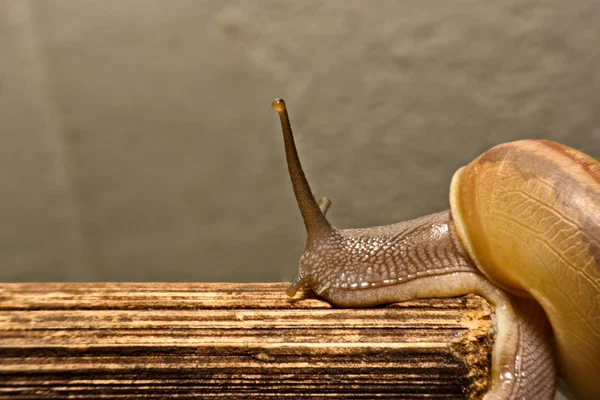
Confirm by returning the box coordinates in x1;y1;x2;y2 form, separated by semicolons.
271;98;600;400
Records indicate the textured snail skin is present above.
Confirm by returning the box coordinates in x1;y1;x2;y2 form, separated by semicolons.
288;211;558;399
273;100;599;399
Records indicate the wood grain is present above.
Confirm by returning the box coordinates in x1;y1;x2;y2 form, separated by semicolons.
0;283;493;399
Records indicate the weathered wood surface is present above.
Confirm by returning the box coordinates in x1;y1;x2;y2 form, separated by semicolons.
0;283;493;399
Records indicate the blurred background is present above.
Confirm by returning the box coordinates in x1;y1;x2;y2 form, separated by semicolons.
1;0;599;285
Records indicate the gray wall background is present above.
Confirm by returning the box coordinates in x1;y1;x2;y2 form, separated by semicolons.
1;0;599;286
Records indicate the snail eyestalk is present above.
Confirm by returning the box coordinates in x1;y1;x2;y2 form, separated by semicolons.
272;98;333;246
317;197;332;216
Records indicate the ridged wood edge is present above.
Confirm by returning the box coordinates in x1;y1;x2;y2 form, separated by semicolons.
0;283;493;399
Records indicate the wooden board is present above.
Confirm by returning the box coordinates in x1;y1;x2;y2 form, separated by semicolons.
0;283;493;399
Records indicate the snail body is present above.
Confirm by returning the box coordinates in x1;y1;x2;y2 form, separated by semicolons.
272;99;599;399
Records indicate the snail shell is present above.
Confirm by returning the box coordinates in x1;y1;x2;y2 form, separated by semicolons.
450;140;600;399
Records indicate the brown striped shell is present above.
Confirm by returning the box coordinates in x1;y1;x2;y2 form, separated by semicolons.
449;140;600;400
